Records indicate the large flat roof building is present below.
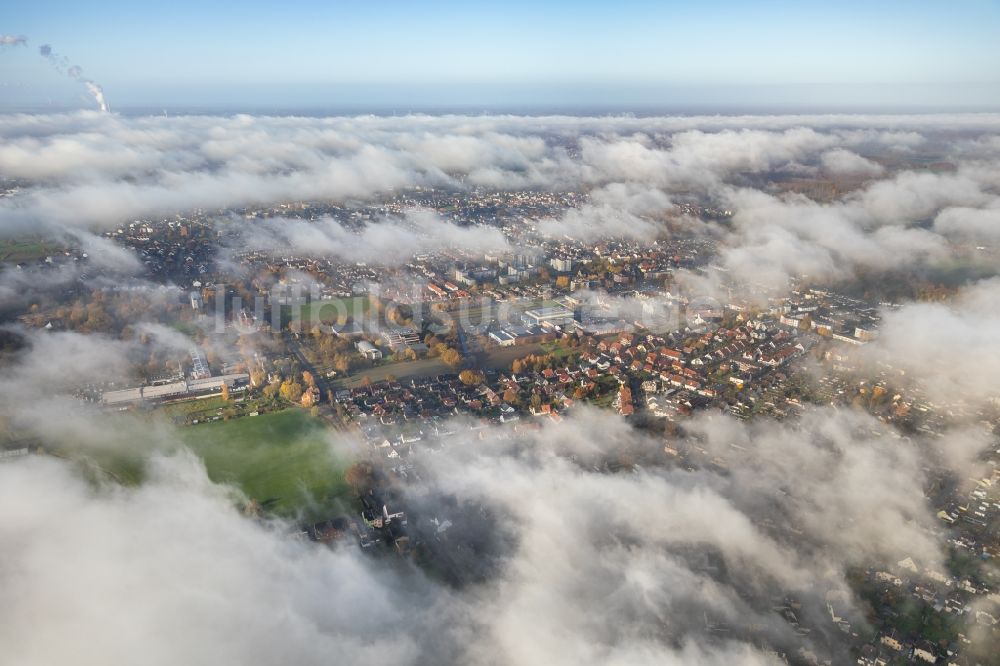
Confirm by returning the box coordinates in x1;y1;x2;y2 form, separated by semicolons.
523;306;574;328
102;373;250;407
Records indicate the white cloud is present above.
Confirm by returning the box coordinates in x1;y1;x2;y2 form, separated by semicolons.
0;403;954;665
1;111;998;291
820;148;884;177
865;277;1000;406
238;208;510;265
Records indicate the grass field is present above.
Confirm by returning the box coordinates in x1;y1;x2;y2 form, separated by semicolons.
159;394;270;424
161;395;229;420
541;340;577;360
0;238;61;263
38;408;349;520
169;319;200;336
177;409;350;519
290;296;371;325
43;414;158;487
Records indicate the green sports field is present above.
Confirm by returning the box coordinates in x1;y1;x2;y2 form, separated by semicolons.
0;239;62;263
290;296;372;325
177;409;350;518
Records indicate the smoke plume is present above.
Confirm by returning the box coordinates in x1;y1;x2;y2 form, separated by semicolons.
1;34;27;47
38;43;109;112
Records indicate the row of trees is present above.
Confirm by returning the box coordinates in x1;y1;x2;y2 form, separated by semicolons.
511;353;558;375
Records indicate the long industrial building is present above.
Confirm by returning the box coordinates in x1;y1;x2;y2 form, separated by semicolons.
101;373;250;407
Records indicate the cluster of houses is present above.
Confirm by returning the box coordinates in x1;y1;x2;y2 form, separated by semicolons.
855;540;1000;665
298;274;1000;662
111;217;216;283
334;368;574;440
774;287;882;344
575;318;808;418
333;311;814;462
300;490;409;553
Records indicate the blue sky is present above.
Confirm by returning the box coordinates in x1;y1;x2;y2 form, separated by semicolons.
2;0;1000;109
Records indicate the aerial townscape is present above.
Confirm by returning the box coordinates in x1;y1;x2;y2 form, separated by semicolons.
2;3;1000;666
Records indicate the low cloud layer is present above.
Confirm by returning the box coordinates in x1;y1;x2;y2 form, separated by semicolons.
1;111;999;292
820;148;885;177
0;400;986;665
864;277;1000;406
0;453;462;666
237;208;510;265
0;294;997;665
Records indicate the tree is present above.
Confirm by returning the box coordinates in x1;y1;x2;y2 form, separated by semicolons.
220;382;230;402
459;369;483;386
869;385;888;409
344;462;376;496
302;370;316;388
798;315;813;332
387;304;413;326
301;388;317;408
511;359;524;374
334;354;352;374
279;380;304;403
441;348;462;368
